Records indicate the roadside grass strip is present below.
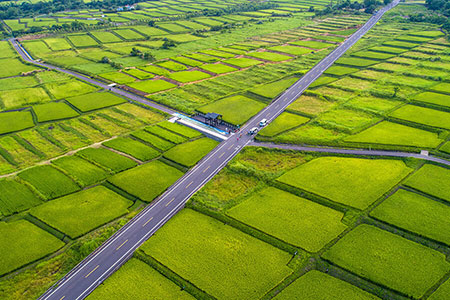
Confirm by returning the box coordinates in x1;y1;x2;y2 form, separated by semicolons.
107;160;183;202
99;72;136;84
323;224;450;298
163;137;218;167
66;92;127;112
250;77;298;99
246;51;292;62
168;70;211;83
33;102;80;122
0;179;42;216
0;220;64;276
404;164;450;202
227;187;347;252
277;157;412;210
324;65;359;76
18;165;81;200
371;189;450;245
0;110;34;134
0;58;38;78
67;34;99;47
390;105;450;130
158;121;202;139
52;156;109;187
198;95;266;125
259;112;309;137
430;82;450;94
144;125;187;144
222;57;263;68
129;80;176;94
200;63;237;74
289;40;333;49
413;92;450;108
335;57;378;67
87;258;194;300
345;121;443;148
45;80;97;99
122;68;154;80
429;279;450;300
267;45;312;56
140;209;292;300
103;137;160;161
76;147;137;173
273;270;380;300
30;186;132;239
131;130;174;151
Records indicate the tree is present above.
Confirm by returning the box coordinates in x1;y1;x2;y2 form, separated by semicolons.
161;39;176;49
148;20;155;27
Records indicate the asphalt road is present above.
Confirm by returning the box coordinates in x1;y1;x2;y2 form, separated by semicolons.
9;38;175;115
251;141;450;166
35;3;400;299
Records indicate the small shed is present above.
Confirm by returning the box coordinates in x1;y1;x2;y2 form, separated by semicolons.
204;112;222;127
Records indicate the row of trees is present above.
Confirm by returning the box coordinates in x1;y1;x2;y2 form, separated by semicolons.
315;0;391;16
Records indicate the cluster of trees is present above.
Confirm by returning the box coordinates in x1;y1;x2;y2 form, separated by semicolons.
423;0;450;31
315;0;391;16
100;56;122;69
130;46;155;60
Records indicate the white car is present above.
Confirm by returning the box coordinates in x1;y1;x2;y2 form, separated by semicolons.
248;127;258;135
259;119;267;127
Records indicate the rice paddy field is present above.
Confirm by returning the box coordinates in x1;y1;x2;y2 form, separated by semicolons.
3;2;450;300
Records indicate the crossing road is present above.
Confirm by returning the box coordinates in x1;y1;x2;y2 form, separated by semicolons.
37;2;400;299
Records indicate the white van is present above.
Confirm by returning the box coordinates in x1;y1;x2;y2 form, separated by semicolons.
248;127;258;135
259;119;267;127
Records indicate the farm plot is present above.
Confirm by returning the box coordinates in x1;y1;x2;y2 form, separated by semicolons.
130;130;174;151
99;72;136;84
52;156;108;187
274;270;379;300
33;102;79;122
30;186;132;239
171;56;203;67
157;23;189;33
222;57;263;68
345;121;442;148
404;164;450;202
259;112;309;137
168;70;211;83
66;92;126;112
430;279;450;300
289;40;333;49
351;51;395;60
246;51;292;62
76;147;137;173
430;82;450;94
268;45;312;56
0;179;42;216
18;165;81;200
144;126;187;144
371;189;450;245
390;105;450;130
413;92;450;108
157;60;187;71
271;124;347;144
250;77;298;99
200;63;237;74
103;137;160;162
324;65;358;76
344;96;400;114
0;111;34;134
129;80;176;94
43;38;72;51
67;34;99;47
277;157;412;210
90;31;122;43
316;108;379;133
335;57;377;67
87;258;194;300
183;53;220;63
163;137;218;167
227;187;346;252
108;160;183;202
0;58;38;78
140;209;292;300
0;76;38;91
157;121;202;139
45;80;97;99
288;95;336;116
113;29;145;40
309;75;337;88
0;87;51;110
323;224;450;298
122;68;154;80
199;50;235;59
0;220;64;276
198;95;266;125
139;65;170;76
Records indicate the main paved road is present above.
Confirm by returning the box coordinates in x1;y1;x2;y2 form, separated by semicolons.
9;38;175;115
36;2;400;299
